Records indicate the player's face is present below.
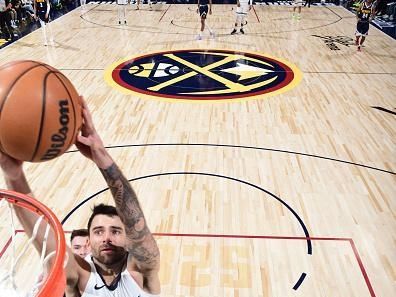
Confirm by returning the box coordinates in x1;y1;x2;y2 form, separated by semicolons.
71;236;91;258
89;214;128;265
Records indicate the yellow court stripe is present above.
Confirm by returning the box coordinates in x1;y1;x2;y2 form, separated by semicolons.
164;54;252;92
148;71;197;91
149;54;239;92
190;52;275;68
104;48;303;102
181;76;278;95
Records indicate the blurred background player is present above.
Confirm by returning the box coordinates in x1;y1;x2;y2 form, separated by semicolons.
33;229;90;295
292;0;304;19
70;229;91;259
117;0;128;25
231;0;252;35
355;0;375;51
80;0;86;10
304;0;312;8
33;0;54;45
197;0;213;40
136;0;153;10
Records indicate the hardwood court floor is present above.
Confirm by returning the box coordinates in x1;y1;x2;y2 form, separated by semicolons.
0;3;395;297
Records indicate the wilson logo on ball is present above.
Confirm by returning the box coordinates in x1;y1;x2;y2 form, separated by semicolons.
41;100;70;161
106;49;302;101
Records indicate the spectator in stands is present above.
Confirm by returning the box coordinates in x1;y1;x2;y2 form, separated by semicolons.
375;0;387;15
12;0;23;23
8;0;19;27
21;0;35;21
0;0;14;40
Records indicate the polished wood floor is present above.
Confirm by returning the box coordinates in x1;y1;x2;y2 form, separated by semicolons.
0;4;395;297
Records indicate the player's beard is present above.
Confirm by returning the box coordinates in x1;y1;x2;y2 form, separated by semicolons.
94;244;128;266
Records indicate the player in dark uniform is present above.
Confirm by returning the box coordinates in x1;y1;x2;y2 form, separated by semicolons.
355;0;375;51
197;0;213;40
34;0;49;23
34;0;54;45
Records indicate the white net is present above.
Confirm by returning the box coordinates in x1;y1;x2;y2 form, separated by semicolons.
0;198;55;297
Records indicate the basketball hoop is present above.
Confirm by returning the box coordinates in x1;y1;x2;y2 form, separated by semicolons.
0;190;66;297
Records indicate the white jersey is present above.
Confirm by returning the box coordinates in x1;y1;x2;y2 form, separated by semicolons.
236;0;251;14
81;257;159;297
117;0;128;5
293;0;304;6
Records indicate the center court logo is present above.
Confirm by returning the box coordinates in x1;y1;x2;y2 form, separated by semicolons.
105;49;302;101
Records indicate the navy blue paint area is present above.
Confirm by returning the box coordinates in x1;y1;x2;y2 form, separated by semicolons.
293;273;307;290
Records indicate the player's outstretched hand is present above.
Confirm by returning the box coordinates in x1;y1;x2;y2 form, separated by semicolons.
75;97;113;169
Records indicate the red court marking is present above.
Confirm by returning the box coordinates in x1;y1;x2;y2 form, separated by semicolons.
159;4;172;23
0;237;13;259
252;6;261;23
349;238;377;297
0;231;376;296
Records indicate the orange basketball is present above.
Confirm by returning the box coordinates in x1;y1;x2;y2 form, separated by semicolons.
0;60;82;162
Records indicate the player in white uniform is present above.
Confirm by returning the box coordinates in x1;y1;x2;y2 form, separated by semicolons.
0;98;161;297
231;0;252;35
136;0;154;10
117;0;129;25
80;0;86;10
81;254;159;297
292;0;304;19
70;229;91;258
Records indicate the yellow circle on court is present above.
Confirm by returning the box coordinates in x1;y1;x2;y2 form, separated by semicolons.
105;49;302;102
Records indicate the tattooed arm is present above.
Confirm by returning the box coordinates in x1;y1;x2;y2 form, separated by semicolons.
100;163;160;272
75;98;160;293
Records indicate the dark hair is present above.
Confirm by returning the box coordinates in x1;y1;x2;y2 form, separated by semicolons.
87;203;119;233
70;229;89;243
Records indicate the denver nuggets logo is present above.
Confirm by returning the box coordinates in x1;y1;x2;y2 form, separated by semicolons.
106;49;302;101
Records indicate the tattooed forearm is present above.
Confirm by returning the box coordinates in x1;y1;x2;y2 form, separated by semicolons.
100;163;160;268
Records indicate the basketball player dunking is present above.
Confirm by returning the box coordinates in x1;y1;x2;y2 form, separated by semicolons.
197;0;214;40
34;0;54;45
355;0;375;51
0;99;161;297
